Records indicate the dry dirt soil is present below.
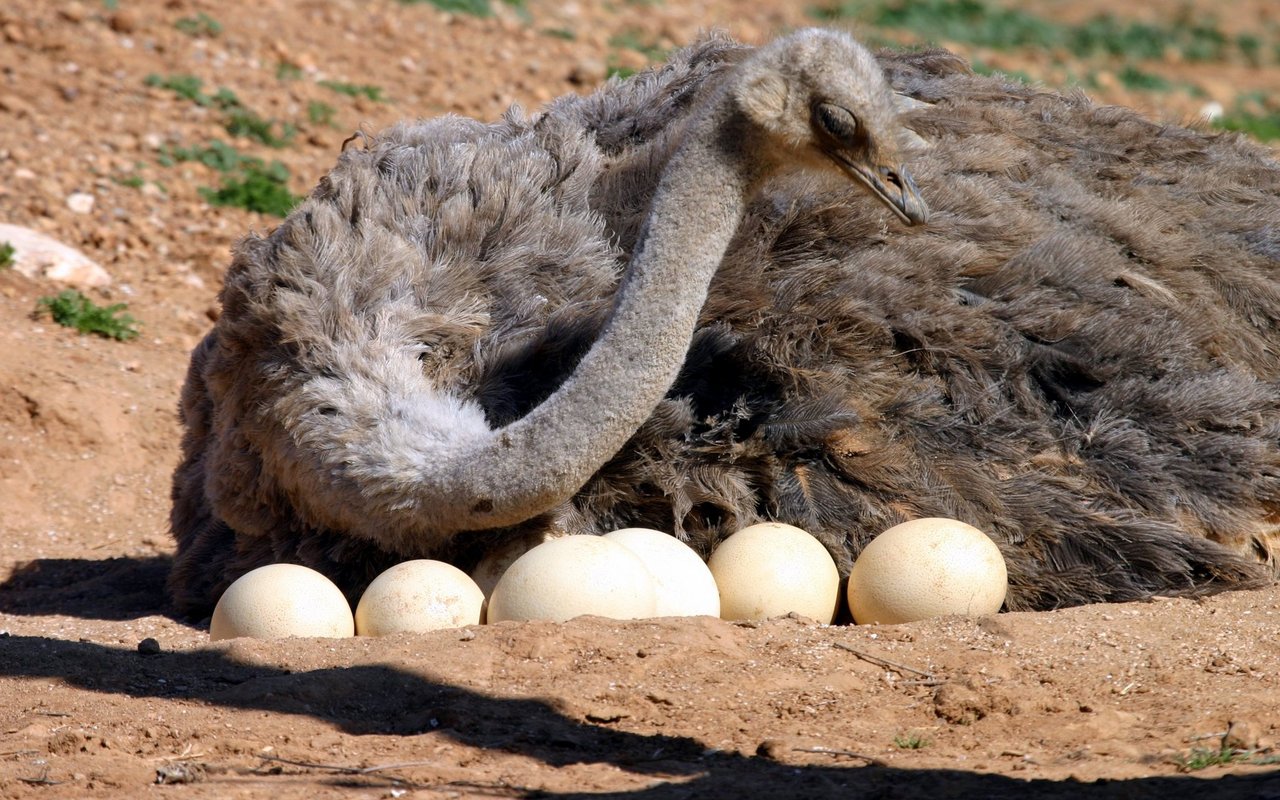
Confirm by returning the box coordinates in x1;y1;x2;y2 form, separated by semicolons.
2;1;1280;797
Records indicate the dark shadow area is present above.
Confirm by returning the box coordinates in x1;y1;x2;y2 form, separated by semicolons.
3;635;1276;799
0;555;179;621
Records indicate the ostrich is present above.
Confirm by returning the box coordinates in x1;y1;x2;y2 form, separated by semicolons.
168;29;1280;617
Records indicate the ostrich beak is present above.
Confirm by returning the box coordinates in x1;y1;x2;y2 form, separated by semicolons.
837;157;930;226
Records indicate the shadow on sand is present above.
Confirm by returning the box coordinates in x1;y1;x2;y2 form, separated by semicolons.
2;629;1276;798
0;555;179;621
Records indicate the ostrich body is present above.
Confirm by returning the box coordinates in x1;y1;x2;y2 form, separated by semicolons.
169;30;1280;617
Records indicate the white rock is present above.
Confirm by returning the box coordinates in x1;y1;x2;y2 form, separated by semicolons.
0;223;112;288
1199;101;1224;122
66;192;96;214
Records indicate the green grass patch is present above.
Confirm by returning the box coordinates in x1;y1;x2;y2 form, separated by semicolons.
875;0;1058;49
1237;34;1263;66
0;241;14;269
225;108;295;148
157;140;299;216
1067;16;1171;60
808;1;860;22
542;27;575;40
970;59;1033;84
606;64;639;80
811;0;1267;64
111;173;146;189
276;62;304;81
609;29;667;61
1174;747;1246;772
143;76;292;147
200;160;300;217
319;80;386;102
37;290;140;340
397;0;527;19
144;74;239;110
158;140;247;171
308;100;337;126
209;87;243;110
893;733;929;750
1117;64;1172;92
400;0;494;16
174;12;222;37
1216;109;1280;141
811;0;1057;48
144;73;208;104
605;29;667;80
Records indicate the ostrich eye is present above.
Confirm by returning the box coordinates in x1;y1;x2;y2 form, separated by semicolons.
813;102;860;145
317;406;339;417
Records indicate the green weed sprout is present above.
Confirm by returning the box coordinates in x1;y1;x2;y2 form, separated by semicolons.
37;290;140;341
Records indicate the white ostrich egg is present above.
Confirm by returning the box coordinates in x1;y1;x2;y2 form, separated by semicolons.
486;535;657;623
707;522;840;623
354;560;484;635
603;528;720;617
847;517;1008;625
470;530;568;623
209;563;354;641
471;530;566;599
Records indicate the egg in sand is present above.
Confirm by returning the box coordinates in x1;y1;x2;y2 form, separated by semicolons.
708;522;840;623
355;560;484;635
603;528;720;617
486;535;657;623
847;517;1008;624
210;563;354;641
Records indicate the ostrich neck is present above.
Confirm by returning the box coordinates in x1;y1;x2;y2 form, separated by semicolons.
439;100;764;532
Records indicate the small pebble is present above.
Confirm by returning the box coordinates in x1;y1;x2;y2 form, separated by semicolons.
567;59;605;86
0;95;34;118
67;192;95;214
137;637;161;655
109;10;139;34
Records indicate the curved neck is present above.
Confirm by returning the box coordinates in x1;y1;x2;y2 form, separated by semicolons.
436;100;766;531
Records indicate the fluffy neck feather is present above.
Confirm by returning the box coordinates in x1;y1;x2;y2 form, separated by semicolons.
416;96;770;533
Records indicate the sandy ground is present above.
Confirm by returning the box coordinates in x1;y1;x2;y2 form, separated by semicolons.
2;1;1279;797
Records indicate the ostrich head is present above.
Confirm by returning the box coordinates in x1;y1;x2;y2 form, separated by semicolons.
732;29;929;226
